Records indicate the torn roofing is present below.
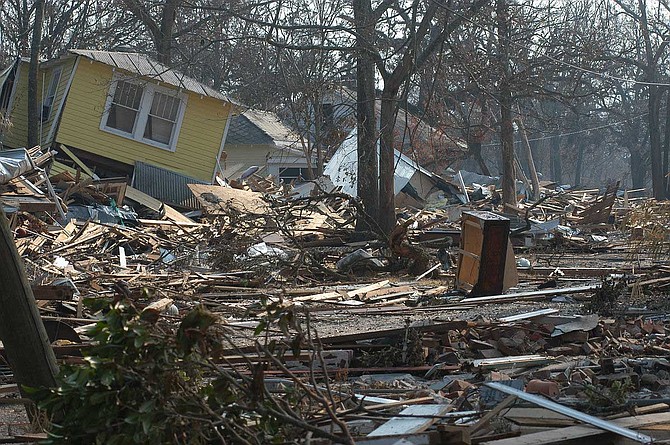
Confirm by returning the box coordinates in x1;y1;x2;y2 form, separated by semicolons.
69;49;233;103
226;109;301;148
324;128;439;197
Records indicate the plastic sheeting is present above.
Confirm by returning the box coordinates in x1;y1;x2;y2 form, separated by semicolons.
0;148;34;184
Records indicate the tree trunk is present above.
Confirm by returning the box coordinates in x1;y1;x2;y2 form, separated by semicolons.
550;136;562;184
649;84;665;199
378;91;398;236
664;89;670;196
516;115;540;200
156;0;180;65
497;0;515;206
0;208;58;416
353;0;379;232
630;148;647;189
574;143;585;187
468;140;491;176
27;0;44;148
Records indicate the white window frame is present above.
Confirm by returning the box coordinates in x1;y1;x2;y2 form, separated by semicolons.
42;67;62;122
100;75;188;152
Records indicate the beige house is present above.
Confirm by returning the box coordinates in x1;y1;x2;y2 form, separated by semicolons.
222;109;313;182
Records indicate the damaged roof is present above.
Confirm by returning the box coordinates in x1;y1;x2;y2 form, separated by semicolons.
226;109;301;148
69;49;232;102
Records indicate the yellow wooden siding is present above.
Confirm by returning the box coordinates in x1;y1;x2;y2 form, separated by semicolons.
56;60;230;182
1;59;76;149
2;62;29;148
222;143;274;178
40;58;76;146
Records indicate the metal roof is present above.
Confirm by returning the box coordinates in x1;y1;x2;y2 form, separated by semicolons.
69;49;231;102
324;128;437;197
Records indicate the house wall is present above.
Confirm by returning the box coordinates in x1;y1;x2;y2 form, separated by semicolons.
56;59;231;182
1;58;77;149
0;62;28;148
222;143;274;179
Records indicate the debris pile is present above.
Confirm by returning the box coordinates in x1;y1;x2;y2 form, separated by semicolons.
1;147;670;443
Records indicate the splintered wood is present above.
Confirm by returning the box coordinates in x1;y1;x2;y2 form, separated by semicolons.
4;156;670;445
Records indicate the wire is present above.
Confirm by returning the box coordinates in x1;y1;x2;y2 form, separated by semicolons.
481;110;650;146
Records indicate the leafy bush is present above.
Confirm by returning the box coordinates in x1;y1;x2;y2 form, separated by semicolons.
32;298;335;444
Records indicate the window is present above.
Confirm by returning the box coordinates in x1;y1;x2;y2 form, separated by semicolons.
101;77;187;151
42;67;61;122
278;167;312;183
143;91;180;145
106;80;143;133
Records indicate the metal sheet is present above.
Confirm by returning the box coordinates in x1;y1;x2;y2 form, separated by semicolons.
132;161;206;210
484;381;654;444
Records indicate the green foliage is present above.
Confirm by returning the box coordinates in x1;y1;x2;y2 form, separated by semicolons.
32;299;295;444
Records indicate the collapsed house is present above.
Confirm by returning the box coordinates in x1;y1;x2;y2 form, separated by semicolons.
0;49;237;208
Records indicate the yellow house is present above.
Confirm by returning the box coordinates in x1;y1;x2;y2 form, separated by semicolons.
0;50;235;206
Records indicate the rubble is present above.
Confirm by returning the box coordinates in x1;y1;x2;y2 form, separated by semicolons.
2;146;670;443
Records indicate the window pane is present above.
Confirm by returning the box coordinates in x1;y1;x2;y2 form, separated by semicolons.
144;116;174;145
113;81;143;109
107;104;137;133
150;92;179;120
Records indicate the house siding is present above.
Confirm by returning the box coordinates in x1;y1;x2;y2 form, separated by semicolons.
56;59;230;182
1;58;77;149
2;62;28;148
42;57;77;146
222;143;274;178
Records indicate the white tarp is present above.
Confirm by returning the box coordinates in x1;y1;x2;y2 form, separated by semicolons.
0;148;34;184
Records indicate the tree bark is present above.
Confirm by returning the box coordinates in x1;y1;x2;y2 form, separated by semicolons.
121;0;180;65
353;0;379;232
468;140;491;176
550;135;562;184
497;0;515;206
574;143;585;187
649;84;665;199
629;148;647;189
378;90;399;235
0;208;58;414
664;89;670;196
27;0;44;148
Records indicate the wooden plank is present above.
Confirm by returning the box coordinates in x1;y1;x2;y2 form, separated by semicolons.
348;280;390;299
125;186;194;224
368;404;452;437
471;396;517;435
460;284;599;305
31;285;75;301
58;144;98;178
480;412;670;445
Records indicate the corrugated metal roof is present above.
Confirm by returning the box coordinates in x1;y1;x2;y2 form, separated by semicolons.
70;49;232;102
132;161;207;210
227;109;301;147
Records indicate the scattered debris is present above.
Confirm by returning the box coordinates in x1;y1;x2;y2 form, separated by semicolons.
2;145;670;444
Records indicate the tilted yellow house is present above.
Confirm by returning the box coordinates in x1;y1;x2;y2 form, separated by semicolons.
0;50;235;206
